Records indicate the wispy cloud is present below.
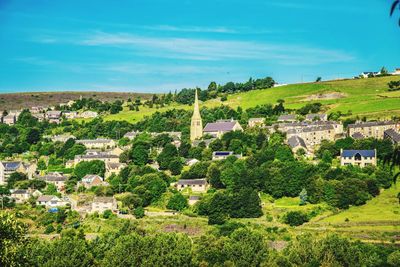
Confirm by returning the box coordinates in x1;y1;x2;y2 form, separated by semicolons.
142;25;238;33
51;31;353;65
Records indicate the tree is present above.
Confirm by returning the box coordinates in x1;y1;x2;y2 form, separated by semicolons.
74;160;105;179
133;207;145;218
25;128;41;144
167;193;188;211
157;143;178;170
7;172;27;188
0;212;27;267
230;188;263;218
299;188;308;205
130;143;149;166
315;77;322;82
283;211;309;226
168;158;183;175
37;158;47;171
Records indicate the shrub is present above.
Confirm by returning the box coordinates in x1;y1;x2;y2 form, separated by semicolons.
133;207;145;219
283;211;309;226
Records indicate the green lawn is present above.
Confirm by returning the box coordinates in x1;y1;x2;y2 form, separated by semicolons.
102;76;400;123
317;182;400;224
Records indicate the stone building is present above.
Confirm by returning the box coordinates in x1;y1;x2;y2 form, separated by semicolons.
347;121;399;139
190;89;203;141
340;149;377;168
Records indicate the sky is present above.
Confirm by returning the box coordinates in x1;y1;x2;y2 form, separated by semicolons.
0;0;399;93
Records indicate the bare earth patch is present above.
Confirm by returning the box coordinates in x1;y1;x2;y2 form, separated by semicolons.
163;224;203;236
306;92;346;101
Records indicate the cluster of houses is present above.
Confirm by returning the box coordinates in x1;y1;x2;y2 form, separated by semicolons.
1;105;99;125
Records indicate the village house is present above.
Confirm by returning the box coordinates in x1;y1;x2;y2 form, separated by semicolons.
392;68;400;75
62;111;78;119
78;174;108;189
347;121;399;139
91;196;118;214
185;158;199;167
32;113;45;122
212;151;242;161
286;124;336;148
305;113;328;121
10;189;31;204
384;129;400;144
36;172;68;191
74;151;120;165
360;71;380;78
287;135;308;154
248;118;265;128
51;134;76;143
46;110;62;124
80;111;98;118
340;149;377;168
0;161;37;185
277;114;297;122
76;138;116;149
203;119;243;138
2;114;16;125
36;195;68;208
105;162;126;178
267;121;344;136
176;179;208;193
30;106;45;114
123;130;141;140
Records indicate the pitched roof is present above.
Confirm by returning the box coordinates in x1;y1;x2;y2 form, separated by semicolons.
384;129;400;143
93;196;115;203
203;121;239;132
37;173;68;182
278;114;296;121
341;150;376;158
11;189;29;194
82;174;103;183
177;179;207;186
287;135;307;149
37;195;59;202
2;161;21;171
348;121;396;128
351;132;364;140
213;151;234;156
305;113;327;120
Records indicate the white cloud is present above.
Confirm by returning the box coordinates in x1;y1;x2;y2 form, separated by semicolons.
72;31;354;64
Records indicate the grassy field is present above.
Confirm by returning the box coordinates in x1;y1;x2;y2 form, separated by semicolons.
302;182;400;242
102;76;400;123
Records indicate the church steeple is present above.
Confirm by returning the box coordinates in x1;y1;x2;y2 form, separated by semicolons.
190;89;203;141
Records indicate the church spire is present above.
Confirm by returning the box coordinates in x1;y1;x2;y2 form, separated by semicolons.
190;89;203;141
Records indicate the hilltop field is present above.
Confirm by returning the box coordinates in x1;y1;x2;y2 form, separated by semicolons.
103;76;400;123
0;91;153;111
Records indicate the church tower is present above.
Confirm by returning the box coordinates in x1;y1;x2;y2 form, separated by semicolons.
190;89;203;141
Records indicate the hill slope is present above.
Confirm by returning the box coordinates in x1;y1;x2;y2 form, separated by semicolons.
105;76;400;123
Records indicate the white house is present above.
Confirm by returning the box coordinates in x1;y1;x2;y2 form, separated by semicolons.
91;197;117;213
340;149;377;168
36;195;68;208
176;179;208;193
76;138;116;149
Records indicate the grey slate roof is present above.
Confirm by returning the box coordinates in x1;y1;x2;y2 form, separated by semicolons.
348;121;396;128
287;125;334;134
384;129;400;143
203;121;238;132
341;150;376;158
177;179;207;186
93;197;115;203
38;174;68;182
305;113;327;121
351;132;365;140
277;114;296;121
287;136;307;149
213;151;234;156
2;162;21;171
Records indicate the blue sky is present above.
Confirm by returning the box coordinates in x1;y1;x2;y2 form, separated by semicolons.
0;0;399;93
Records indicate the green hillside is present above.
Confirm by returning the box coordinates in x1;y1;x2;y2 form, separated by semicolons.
104;76;400;123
